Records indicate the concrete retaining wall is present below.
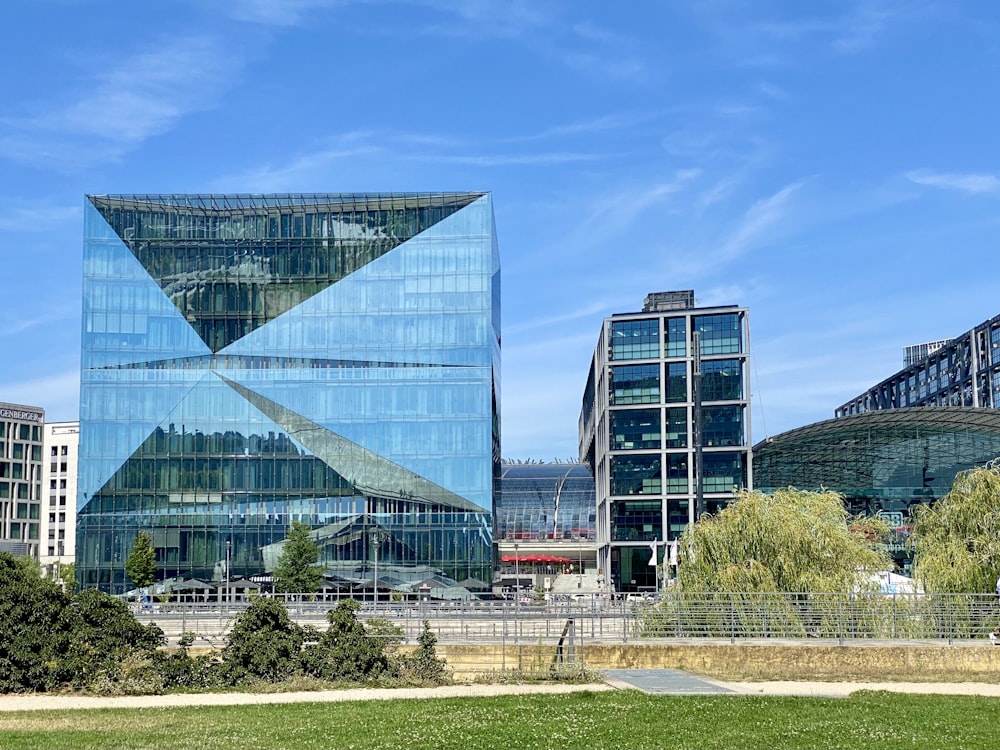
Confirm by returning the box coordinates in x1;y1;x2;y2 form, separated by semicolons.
434;641;1000;682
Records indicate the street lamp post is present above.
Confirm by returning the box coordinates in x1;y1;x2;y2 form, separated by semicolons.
513;542;520;607
373;533;379;611
371;529;388;612
225;540;231;608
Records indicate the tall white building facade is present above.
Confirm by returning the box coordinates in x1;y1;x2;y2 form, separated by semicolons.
0;402;45;558
579;292;752;593
40;421;79;578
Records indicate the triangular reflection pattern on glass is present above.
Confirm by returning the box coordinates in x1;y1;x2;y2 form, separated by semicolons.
78;192;499;594
88;193;484;352
85;372;354;515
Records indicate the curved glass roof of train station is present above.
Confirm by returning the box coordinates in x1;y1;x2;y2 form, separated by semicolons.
752;407;1000;513
495;463;596;542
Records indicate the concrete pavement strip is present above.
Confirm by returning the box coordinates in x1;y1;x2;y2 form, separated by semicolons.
3;674;1000;712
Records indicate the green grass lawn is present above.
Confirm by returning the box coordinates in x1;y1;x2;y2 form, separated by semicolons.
2;690;999;750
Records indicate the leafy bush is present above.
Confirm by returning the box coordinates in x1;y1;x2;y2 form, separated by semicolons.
0;553;165;693
0;552;76;692
68;589;165;689
217;598;305;685
299;599;394;682
399;621;448;684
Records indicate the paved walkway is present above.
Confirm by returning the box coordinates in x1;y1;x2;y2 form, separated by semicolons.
605;669;1000;698
3;673;1000;712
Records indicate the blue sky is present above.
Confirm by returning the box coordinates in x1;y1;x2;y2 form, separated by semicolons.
1;0;998;460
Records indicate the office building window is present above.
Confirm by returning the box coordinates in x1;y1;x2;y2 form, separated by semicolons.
693;313;742;355
703;452;745;493
611;454;661;495
701;359;743;401
611;364;660;405
610;319;659;360
702;405;744;447
664;408;687;448
664;318;686;357
665;453;689;494
612;409;661;450
666;362;687;402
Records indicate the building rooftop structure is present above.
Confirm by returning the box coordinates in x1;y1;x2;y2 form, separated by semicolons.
495;462;596;543
837;313;1000;417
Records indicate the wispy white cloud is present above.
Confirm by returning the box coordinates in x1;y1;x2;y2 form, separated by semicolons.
556;51;646;83
906;170;1000;195
0;35;245;167
696;175;740;210
406;151;613;167
0;204;80;231
693;0;909;62
571;22;632;47
716;101;762;118
212;133;382;191
216;127;618;191
757;81;790;103
752;2;897;54
832;3;896;53
505;301;620;335
575;170;703;242
715;181;803;261
504;111;666;144
0;305;79;337
226;0;341;27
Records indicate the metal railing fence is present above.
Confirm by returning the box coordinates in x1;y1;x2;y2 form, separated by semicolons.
635;591;1000;643
133;591;1000;648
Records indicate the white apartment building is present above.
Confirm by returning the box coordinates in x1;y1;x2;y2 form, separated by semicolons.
40;421;79;578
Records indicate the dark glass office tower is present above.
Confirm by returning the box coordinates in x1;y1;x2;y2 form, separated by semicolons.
78;193;500;593
579;291;751;593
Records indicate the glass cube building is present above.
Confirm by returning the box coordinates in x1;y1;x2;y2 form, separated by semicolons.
78;193;500;593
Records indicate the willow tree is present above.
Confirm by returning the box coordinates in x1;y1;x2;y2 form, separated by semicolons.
911;463;1000;594
677;488;891;592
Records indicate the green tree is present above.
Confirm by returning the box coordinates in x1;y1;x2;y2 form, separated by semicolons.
58;562;76;594
274;521;323;594
124;531;157;592
911;463;1000;593
677;488;891;592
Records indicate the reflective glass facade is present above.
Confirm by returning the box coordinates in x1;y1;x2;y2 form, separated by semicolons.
753;408;1000;569
494;463;596;542
580;292;751;592
78;193;500;592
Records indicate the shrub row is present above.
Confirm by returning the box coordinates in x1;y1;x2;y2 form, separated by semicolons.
0;552;447;694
